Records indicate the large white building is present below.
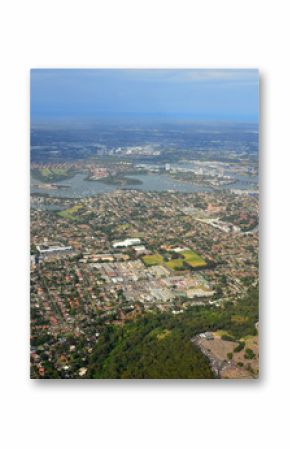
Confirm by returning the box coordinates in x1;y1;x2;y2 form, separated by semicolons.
36;245;73;254
112;238;141;249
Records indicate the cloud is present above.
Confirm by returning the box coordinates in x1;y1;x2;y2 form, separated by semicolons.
170;69;259;84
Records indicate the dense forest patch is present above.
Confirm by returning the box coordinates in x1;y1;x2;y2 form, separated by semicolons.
31;286;258;379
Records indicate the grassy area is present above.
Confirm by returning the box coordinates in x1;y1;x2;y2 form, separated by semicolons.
40;168;52;177
166;258;184;269
57;204;83;220
40;168;69;178
181;250;207;267
143;254;164;266
143;250;206;271
32;167;74;182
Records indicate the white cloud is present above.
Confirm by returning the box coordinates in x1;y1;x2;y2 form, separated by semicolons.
175;69;259;83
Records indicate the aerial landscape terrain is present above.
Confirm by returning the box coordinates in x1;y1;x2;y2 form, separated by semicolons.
30;69;259;379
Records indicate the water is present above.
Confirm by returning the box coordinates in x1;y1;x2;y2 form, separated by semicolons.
31;172;116;198
30;203;68;211
125;174;212;193
31;171;258;199
31;172;211;198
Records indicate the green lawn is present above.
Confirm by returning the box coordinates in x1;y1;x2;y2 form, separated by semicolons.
142;254;164;266
57;204;83;220
181;250;207;268
165;258;184;269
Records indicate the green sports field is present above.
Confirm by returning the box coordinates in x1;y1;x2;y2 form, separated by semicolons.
181;250;207;268
142;254;164;266
143;250;206;271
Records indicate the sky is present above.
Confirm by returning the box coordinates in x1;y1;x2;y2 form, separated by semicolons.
31;69;259;122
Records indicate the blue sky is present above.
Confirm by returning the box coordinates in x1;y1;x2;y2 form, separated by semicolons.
31;69;259;122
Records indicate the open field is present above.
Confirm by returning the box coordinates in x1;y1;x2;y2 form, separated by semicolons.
181;250;207;267
143;250;206;271
142;254;164;266
166;258;184;269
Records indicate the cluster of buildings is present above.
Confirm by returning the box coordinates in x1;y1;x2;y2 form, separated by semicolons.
115;145;160;156
30;186;258;377
87;167;109;180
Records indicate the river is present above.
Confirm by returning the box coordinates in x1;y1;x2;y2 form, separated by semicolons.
31;171;258;199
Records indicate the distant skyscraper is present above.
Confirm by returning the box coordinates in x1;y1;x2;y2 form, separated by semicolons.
165;163;171;171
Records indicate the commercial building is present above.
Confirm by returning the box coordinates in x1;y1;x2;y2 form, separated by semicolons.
112;238;141;248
